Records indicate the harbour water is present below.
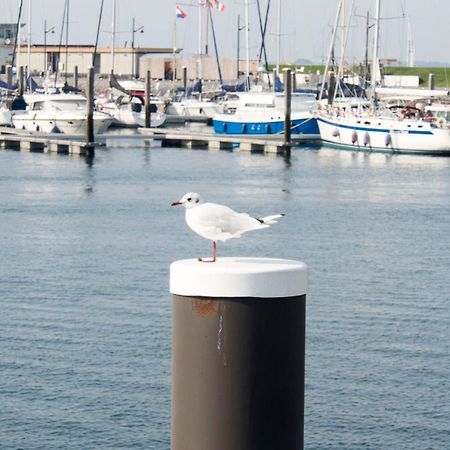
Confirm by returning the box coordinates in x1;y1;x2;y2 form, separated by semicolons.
1;142;450;449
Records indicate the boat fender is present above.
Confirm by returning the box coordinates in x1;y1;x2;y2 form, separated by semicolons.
351;130;358;144
385;133;391;147
332;127;340;137
363;132;370;146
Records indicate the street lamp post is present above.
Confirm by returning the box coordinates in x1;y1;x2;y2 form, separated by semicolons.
44;20;55;74
131;18;144;78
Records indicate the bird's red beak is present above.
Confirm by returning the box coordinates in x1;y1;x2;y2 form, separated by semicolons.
171;200;182;206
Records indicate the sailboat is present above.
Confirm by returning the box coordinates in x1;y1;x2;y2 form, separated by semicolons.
12;0;113;134
316;0;450;155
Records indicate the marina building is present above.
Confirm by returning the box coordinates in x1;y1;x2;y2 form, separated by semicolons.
2;43;261;82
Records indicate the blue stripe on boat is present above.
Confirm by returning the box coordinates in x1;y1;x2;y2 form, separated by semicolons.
317;117;434;135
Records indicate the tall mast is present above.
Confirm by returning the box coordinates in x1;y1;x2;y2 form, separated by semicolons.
27;0;31;90
173;17;177;88
406;16;414;67
111;0;116;73
65;0;69;82
318;0;344;103
245;0;250;87
338;0;345;79
197;0;202;81
276;0;281;75
371;0;380;98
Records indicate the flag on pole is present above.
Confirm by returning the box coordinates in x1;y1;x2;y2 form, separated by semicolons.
176;6;187;19
203;0;225;12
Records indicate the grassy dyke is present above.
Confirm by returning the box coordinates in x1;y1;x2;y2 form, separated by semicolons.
271;65;450;88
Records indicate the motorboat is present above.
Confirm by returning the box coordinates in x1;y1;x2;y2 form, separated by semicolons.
165;98;223;123
213;91;319;136
96;95;166;128
12;93;113;134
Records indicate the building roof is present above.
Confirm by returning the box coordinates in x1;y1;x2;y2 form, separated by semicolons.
14;45;182;55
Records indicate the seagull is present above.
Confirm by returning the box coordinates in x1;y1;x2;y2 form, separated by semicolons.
171;192;284;262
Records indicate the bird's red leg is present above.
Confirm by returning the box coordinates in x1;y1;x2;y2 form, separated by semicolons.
198;241;217;263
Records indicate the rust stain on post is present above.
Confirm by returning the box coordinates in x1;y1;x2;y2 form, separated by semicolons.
192;299;217;317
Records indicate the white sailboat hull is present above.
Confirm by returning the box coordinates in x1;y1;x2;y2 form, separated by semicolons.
317;115;450;155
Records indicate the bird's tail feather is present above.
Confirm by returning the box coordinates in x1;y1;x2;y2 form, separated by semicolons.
257;214;284;225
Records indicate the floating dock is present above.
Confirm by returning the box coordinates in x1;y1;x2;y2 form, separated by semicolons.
0;126;321;156
139;128;321;154
0;127;98;155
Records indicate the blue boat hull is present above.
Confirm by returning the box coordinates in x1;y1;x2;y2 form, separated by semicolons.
213;117;319;135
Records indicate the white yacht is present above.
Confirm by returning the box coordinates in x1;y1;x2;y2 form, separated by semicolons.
97;96;166;128
12;93;113;134
165;98;223;123
213;91;319;136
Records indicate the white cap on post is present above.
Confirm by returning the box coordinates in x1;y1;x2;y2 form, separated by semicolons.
170;257;307;298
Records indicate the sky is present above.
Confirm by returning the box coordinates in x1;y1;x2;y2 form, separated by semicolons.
3;0;450;66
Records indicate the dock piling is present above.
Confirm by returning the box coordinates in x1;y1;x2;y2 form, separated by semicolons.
6;65;12;86
85;66;95;156
145;70;151;128
183;66;188;97
18;66;24;97
170;257;308;450
74;65;79;90
428;73;435;90
284;68;292;156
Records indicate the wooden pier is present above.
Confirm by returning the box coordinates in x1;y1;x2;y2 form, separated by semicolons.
139;127;321;154
0;127;98;155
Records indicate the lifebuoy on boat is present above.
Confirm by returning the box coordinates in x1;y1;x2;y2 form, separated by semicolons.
363;131;370;146
351;130;358;144
385;133;392;147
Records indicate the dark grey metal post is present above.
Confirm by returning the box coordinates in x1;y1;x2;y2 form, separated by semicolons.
183;66;188;97
6;65;12;86
170;257;308;450
73;65;79;90
284;68;292;155
85;66;95;152
428;73;435;90
18;66;24;97
145;70;151;128
328;71;336;105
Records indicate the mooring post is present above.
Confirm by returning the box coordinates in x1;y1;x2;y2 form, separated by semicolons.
328;71;336;105
74;65;79;90
284;68;292;156
272;68;277;93
428;73;435;90
18;66;24;97
170;257;308;450
182;66;188;97
85;66;95;155
6;65;12;86
145;70;151;128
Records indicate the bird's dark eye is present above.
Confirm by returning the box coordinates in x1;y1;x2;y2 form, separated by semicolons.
187;197;192;201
